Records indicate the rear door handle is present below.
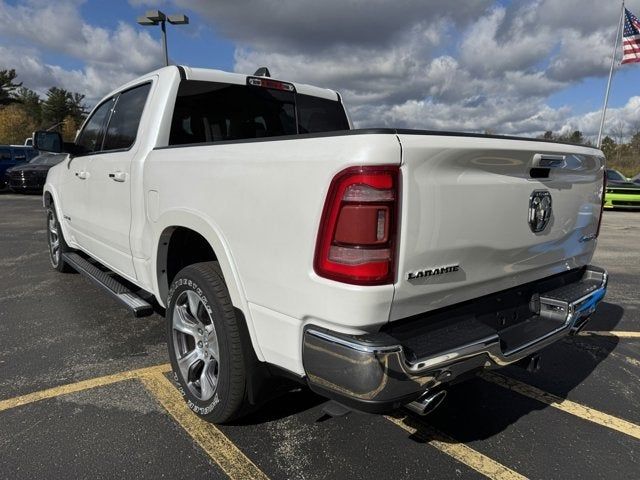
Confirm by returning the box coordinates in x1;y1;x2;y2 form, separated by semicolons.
75;171;88;180
108;171;127;182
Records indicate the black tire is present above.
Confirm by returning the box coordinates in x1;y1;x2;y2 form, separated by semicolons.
166;261;248;423
46;204;74;273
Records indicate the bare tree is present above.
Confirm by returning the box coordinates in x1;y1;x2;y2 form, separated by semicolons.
609;120;627;161
628;120;640;156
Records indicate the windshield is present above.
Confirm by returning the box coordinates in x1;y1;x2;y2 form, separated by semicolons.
29;154;66;166
606;169;626;182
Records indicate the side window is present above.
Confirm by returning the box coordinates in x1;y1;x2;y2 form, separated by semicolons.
76;99;114;154
103;83;151;151
296;94;349;134
169;81;297;145
0;148;11;162
168;81;349;146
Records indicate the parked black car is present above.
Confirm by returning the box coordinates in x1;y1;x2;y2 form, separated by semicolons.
5;153;66;193
0;145;39;190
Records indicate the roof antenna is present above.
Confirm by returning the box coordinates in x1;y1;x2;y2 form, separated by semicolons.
253;67;271;77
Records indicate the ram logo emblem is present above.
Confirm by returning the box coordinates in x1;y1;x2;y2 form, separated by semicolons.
528;190;552;233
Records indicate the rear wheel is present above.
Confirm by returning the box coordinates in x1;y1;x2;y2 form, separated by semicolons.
166;262;249;423
46;205;73;273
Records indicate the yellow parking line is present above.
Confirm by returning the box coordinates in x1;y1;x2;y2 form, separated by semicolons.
140;372;269;480
0;363;171;412
481;372;640;441
578;331;640;339
385;415;526;480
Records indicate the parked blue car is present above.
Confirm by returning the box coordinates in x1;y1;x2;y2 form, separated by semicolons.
0;145;39;190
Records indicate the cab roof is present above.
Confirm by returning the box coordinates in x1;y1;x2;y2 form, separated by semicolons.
181;66;340;101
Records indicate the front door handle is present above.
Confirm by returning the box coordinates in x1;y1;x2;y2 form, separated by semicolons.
108;171;126;182
75;171;88;180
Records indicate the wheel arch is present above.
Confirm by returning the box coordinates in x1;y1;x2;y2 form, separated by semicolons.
42;186;74;248
43;190;53;207
153;210;264;361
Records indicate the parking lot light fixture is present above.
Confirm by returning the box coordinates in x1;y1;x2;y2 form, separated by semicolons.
168;14;189;25
137;10;189;67
136;16;157;26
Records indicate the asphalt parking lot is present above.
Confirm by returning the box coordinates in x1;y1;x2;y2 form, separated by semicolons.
0;193;638;480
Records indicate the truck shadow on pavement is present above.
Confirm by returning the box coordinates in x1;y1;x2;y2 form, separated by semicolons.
402;301;626;443
233;302;626;441
232;388;327;426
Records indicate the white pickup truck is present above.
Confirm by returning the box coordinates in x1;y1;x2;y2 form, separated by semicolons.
35;65;608;423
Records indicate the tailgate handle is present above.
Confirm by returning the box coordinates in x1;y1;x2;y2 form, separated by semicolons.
532;154;565;168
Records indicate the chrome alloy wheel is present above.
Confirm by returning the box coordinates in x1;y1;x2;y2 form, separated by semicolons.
172;290;220;401
47;209;60;267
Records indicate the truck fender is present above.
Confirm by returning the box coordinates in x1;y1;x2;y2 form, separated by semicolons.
152;208;265;361
42;185;74;248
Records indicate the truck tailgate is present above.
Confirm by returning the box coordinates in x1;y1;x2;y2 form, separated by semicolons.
391;133;605;321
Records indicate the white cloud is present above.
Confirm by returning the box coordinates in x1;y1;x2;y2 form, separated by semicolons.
560;96;640;139
1;0;637;140
459;6;555;76
0;0;163;105
199;0;635;139
547;29;614;82
173;0;493;52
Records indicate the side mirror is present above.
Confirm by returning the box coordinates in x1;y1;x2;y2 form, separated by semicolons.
33;131;63;153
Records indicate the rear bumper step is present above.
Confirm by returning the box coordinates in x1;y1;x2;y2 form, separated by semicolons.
302;265;607;413
62;253;154;317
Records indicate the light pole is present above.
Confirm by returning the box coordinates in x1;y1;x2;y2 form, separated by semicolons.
137;10;189;66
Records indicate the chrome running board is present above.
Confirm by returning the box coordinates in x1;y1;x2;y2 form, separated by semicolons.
62;252;154;317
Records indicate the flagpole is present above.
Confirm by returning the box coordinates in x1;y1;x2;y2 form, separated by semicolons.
597;0;626;148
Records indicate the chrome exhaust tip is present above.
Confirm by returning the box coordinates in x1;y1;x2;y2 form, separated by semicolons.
405;390;447;416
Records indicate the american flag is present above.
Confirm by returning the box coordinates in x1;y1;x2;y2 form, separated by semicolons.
622;7;640;64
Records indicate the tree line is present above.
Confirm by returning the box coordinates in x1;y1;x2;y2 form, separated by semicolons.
0;68;87;145
536;129;640;177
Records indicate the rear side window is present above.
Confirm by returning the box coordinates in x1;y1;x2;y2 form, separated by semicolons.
606;169;626;182
76;99;114;154
103;83;151;151
169;80;348;146
297;94;349;133
0;148;11;161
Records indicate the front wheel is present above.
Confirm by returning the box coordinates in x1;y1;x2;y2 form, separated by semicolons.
46;205;73;273
166;262;249;423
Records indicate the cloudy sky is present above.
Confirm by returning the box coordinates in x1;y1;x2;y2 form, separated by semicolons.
1;0;639;140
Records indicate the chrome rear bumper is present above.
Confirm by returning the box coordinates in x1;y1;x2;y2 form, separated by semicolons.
302;266;607;412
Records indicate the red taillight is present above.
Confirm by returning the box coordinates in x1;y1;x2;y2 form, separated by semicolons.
596;171;606;237
314;165;399;285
